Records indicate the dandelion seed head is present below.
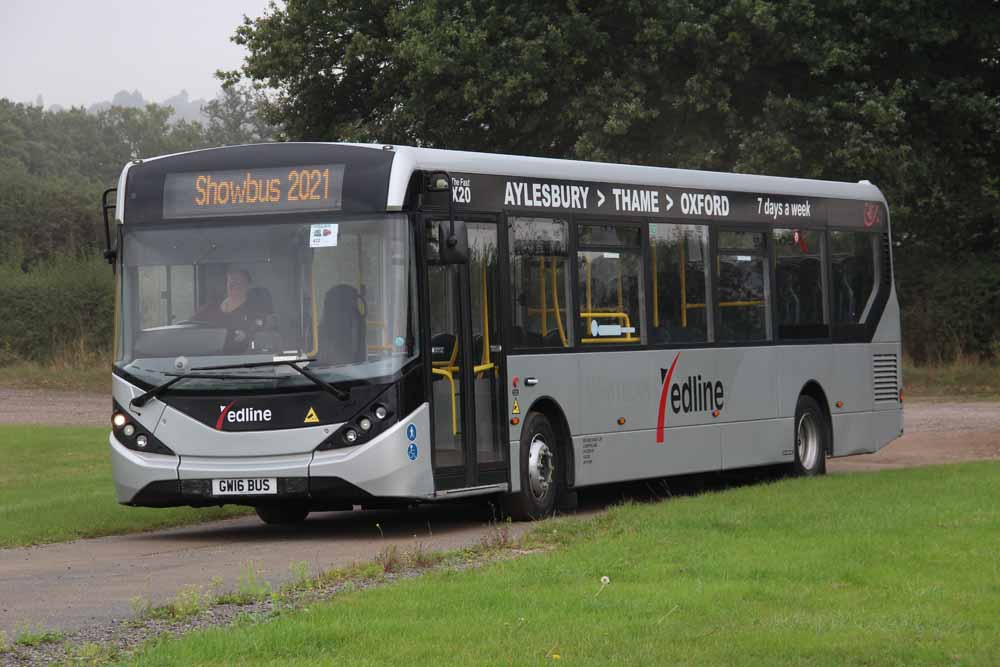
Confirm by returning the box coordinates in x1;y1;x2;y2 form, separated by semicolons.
601;576;610;585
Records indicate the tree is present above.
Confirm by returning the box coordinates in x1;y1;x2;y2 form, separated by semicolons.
203;83;278;146
225;0;999;360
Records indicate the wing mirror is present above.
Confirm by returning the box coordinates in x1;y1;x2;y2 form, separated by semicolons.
425;171;469;265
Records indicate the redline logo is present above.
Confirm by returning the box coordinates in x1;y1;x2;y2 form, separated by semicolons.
655;353;725;443
215;401;273;430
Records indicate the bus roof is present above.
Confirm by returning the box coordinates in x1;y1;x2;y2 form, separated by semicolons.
338;143;887;211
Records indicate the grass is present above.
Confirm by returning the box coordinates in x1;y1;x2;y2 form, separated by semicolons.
903;356;1000;400
118;462;1000;666
0;425;249;548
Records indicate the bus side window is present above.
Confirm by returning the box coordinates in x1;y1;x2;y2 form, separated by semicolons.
575;223;643;345
649;224;711;344
773;228;827;339
830;231;878;324
508;217;571;348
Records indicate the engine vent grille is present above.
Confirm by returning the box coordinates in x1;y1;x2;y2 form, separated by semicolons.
873;353;899;403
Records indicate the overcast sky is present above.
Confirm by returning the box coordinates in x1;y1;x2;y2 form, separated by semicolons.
0;0;273;107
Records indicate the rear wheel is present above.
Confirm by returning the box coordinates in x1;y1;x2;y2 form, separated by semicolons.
255;503;310;525
792;395;827;476
504;412;562;521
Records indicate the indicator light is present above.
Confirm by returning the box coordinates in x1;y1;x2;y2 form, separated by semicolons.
373;405;388;420
617;417;626;425
712;410;720;417
510;417;520;425
135;435;148;448
835;401;844;408
123;424;136;437
344;428;359;444
359;417;372;432
112;413;126;428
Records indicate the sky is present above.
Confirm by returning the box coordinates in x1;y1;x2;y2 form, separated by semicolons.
0;0;273;108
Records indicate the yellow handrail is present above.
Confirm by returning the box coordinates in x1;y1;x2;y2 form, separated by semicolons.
551;257;568;347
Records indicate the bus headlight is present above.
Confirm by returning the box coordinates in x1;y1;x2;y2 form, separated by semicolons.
358;417;372;432
123;424;136;437
111;400;176;456
112;413;127;428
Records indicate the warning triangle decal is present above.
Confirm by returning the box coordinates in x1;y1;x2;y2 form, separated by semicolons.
511;398;520;415
304;407;320;424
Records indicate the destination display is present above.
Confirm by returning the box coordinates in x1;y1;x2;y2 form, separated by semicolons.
448;172;885;228
162;164;345;219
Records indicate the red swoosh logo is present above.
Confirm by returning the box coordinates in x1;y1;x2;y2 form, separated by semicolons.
215;401;236;430
655;353;681;443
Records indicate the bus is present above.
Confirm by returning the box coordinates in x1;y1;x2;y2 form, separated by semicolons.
102;143;903;524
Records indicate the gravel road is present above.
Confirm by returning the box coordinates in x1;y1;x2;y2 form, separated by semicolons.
0;397;997;640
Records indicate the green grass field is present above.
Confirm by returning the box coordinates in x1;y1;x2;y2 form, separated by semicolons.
120;462;1000;666
0;425;248;548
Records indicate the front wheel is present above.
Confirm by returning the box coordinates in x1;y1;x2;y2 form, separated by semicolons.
792;395;828;476
504;412;562;521
255;503;310;525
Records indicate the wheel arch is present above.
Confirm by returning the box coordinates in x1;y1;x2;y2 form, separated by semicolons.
798;380;833;455
526;396;575;487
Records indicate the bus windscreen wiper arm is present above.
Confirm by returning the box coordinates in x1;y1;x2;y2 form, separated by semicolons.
189;359;350;401
129;373;278;409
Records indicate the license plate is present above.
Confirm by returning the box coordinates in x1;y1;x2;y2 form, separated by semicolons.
211;478;278;496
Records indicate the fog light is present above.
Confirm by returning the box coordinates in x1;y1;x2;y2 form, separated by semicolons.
123;424;136;437
112;413;126;428
373;405;388;420
344;428;359;444
358;417;372;432
135;435;148;448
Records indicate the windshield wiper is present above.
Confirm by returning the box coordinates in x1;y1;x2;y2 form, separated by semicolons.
129;372;278;409
188;358;351;401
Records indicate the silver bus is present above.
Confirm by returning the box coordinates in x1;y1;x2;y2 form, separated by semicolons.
103;143;903;523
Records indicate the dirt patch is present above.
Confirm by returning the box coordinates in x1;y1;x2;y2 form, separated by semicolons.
0;389;107;428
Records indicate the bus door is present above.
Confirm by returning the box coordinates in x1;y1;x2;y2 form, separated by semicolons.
425;218;507;491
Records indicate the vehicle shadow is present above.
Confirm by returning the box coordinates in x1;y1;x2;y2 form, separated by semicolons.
139;465;791;545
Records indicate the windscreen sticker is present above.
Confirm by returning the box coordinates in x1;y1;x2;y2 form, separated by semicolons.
309;223;339;247
303;407;320;424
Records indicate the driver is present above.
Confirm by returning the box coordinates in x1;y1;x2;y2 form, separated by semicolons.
193;268;268;328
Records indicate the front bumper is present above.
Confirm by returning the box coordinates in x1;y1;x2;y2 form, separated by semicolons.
110;402;434;508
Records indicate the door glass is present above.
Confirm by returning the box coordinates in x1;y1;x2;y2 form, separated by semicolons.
469;223;502;464
428;263;464;468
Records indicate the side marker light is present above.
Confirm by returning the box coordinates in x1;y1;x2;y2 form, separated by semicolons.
617;417;626;426
712;410;720;417
510;417;520;426
835;401;844;408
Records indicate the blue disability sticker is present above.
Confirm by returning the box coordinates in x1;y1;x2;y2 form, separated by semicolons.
407;443;418;461
406;424;417;441
394;336;405;347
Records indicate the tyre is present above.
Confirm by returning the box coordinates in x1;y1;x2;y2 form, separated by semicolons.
255;503;310;525
504;411;562;521
792;395;828;476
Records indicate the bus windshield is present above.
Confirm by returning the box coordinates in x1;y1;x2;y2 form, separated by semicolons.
115;214;417;392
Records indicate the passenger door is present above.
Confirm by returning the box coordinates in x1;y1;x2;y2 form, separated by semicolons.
425;218;506;490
